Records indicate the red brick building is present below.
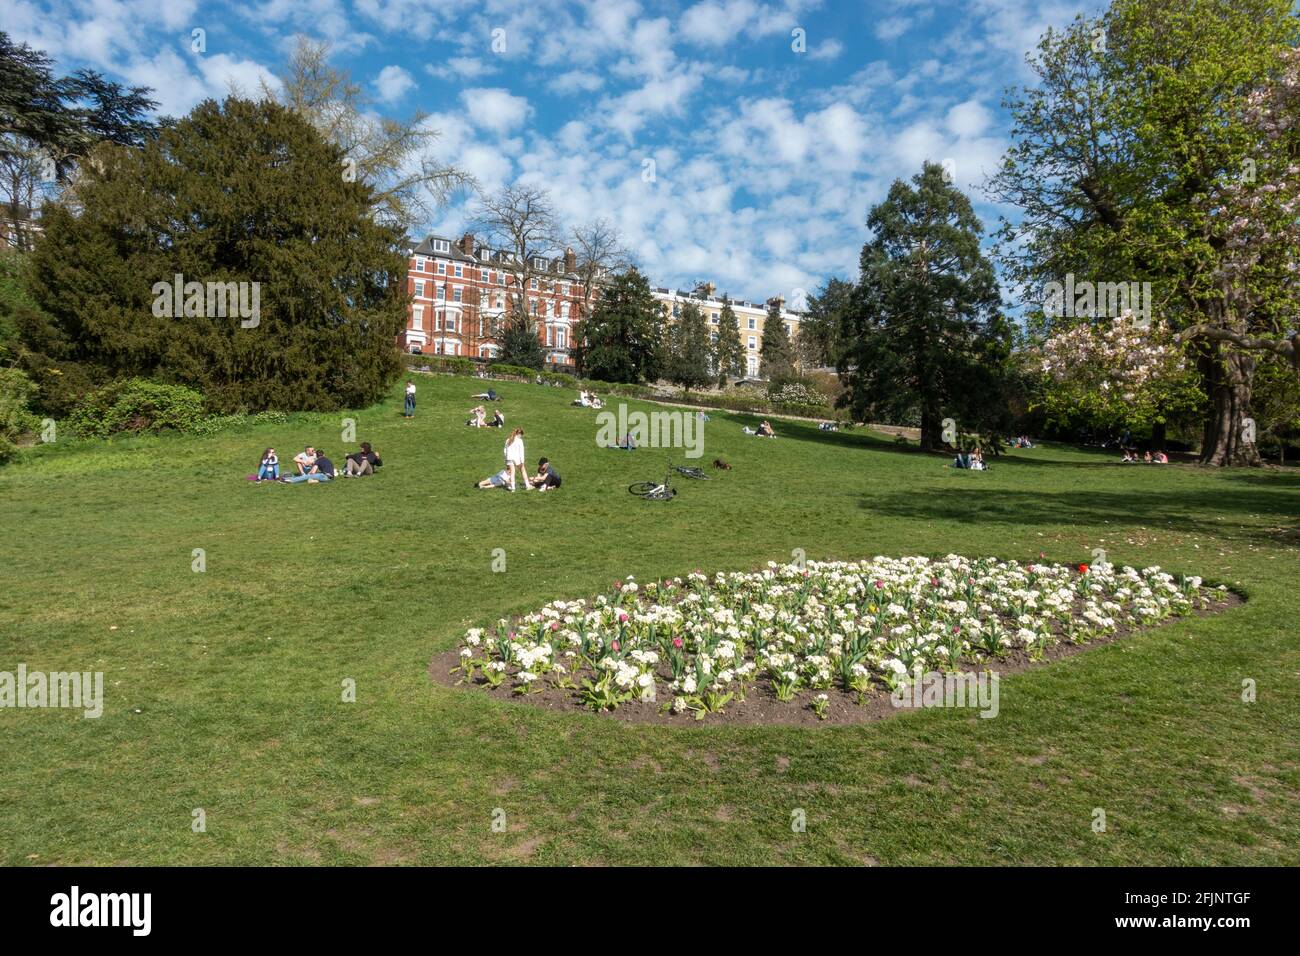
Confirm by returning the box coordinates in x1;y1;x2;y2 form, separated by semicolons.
399;233;589;367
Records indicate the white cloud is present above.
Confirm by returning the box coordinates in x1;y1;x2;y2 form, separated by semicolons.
946;99;992;138
874;17;912;41
809;38;843;61
427;57;497;81
549;70;605;95
461;88;532;134
375;65;416;103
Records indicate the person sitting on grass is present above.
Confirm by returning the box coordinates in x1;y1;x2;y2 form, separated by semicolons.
818;421;837;432
466;405;487;427
488;408;505;428
1153;450;1169;464
610;432;637;450
1121;449;1137;463
283;449;335;483
293;445;317;475
471;388;499;401
474;468;511;490
529;457;562;492
344;442;382;477
970;447;986;471
257;448;279;481
756;420;776;438
574;390;591;407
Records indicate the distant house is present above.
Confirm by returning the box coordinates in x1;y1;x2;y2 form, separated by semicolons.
0;205;43;251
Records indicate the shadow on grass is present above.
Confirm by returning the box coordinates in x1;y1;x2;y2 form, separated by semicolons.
858;485;1300;544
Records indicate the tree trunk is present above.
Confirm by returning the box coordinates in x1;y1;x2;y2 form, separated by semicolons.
918;404;942;452
1200;347;1262;466
1151;420;1167;452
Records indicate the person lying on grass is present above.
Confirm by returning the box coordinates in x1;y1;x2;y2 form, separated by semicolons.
343;442;382;477
474;469;511;490
282;450;335;482
471;388;499;401
529;457;562;492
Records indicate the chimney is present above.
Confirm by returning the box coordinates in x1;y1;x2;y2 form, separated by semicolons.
768;294;785;312
564;246;576;273
460;232;475;256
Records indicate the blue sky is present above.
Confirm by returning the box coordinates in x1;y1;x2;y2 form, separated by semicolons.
4;0;1102;306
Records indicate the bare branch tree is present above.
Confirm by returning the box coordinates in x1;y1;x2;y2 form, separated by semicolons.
264;36;474;232
570;217;631;317
473;184;560;326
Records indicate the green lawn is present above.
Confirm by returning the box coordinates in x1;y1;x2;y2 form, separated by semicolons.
1;373;1297;865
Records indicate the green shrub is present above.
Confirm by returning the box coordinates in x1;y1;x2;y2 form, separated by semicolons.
539;371;578;388
68;379;206;439
0;367;40;463
486;363;537;380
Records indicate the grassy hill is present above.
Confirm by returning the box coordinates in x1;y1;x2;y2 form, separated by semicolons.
1;373;1297;864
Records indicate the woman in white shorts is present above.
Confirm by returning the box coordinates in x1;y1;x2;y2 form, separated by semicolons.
504;428;530;491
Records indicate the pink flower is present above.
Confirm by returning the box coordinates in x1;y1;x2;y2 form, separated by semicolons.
617;611;628;624
549;621;559;631
611;640;620;652
672;637;683;649
874;580;883;589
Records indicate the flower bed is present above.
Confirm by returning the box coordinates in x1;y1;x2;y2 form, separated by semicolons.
447;556;1232;723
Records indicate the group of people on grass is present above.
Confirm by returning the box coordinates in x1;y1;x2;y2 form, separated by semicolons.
952;447;987;470
743;420;776;438
573;389;604;409
473;426;562;492
1122;449;1169;464
253;443;382;483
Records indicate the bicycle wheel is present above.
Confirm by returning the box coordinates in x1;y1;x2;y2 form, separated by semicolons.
644;486;676;500
628;481;659;496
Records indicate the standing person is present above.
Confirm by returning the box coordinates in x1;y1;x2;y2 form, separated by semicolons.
504;428;530;491
257;448;280;481
404;379;416;419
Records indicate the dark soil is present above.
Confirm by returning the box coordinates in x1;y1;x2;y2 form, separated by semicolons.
428;592;1243;727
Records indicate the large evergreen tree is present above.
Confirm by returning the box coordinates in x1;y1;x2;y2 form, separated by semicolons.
759;300;796;380
498;312;545;369
712;295;744;385
840;162;1011;451
799;277;855;368
573;267;660;383
667;300;713;391
24;96;406;413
